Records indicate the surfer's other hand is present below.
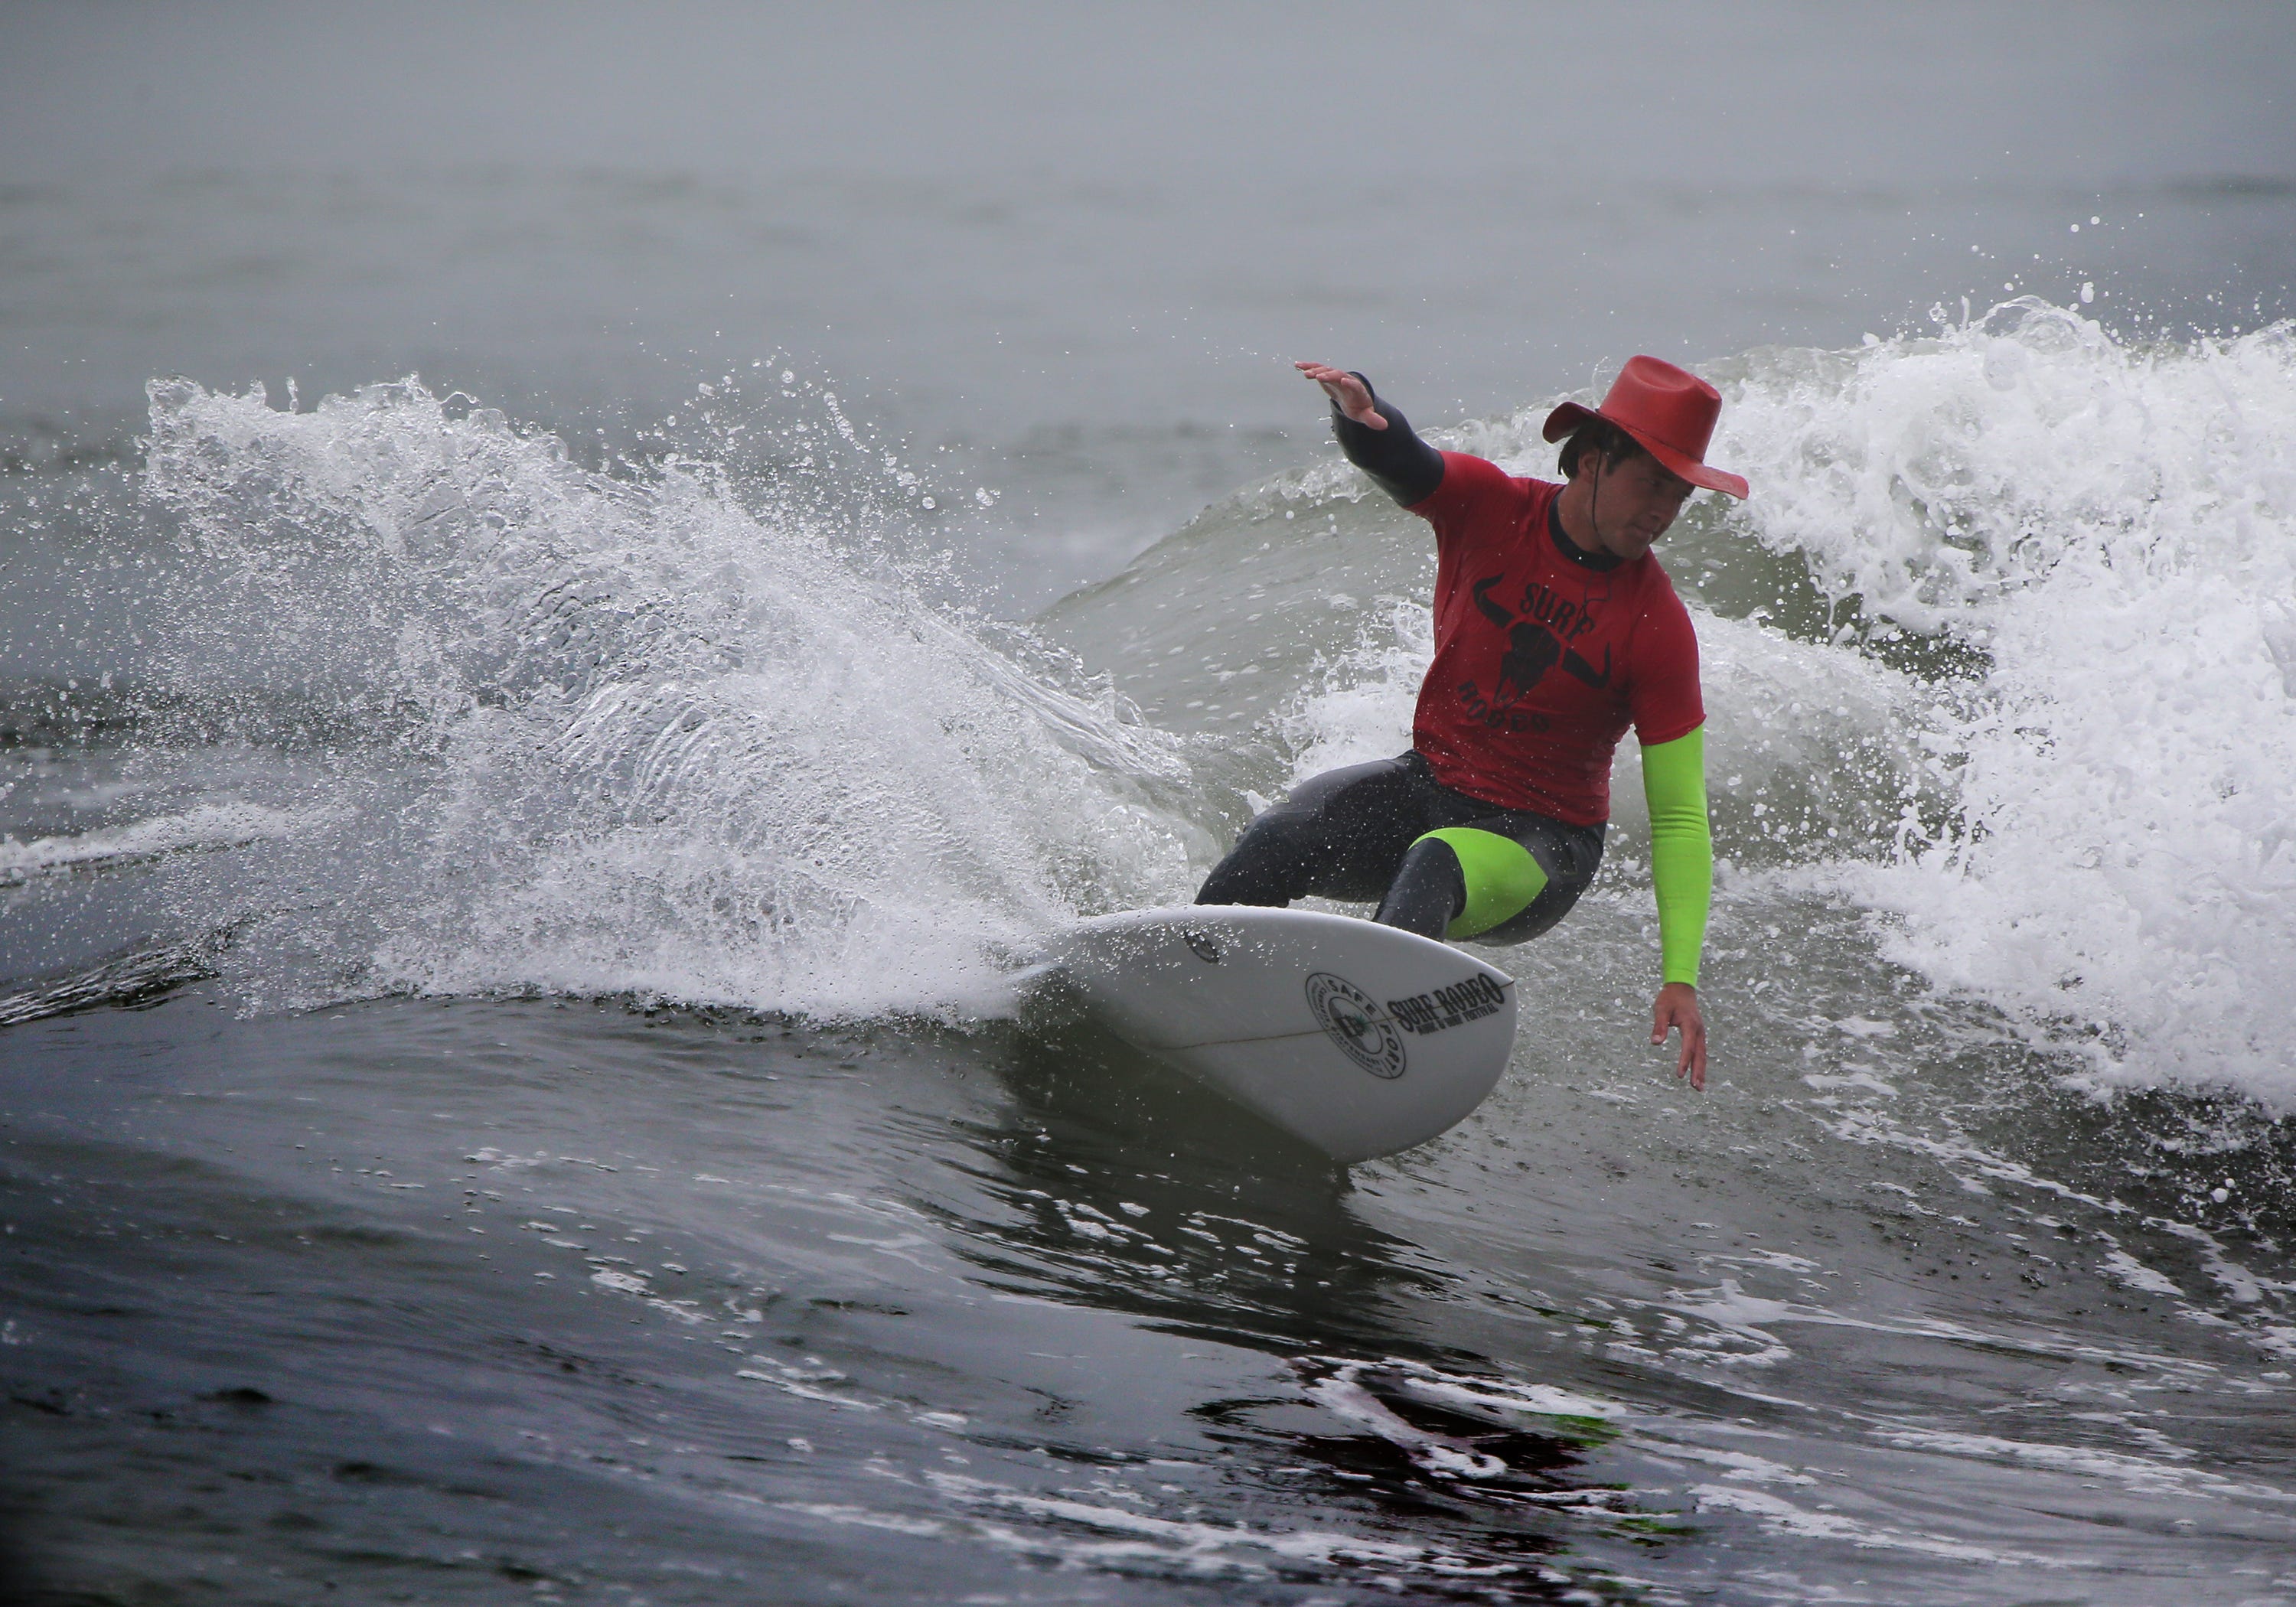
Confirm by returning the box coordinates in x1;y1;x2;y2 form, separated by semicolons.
1295;361;1386;429
1652;983;1706;1092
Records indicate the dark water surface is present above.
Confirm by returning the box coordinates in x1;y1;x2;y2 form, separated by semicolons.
10;962;2296;1602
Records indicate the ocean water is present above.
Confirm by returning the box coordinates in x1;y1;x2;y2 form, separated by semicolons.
5;7;2296;1603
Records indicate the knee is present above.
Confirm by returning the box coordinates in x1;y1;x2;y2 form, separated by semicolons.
1417;827;1548;940
1197;807;1321;905
1375;836;1468;940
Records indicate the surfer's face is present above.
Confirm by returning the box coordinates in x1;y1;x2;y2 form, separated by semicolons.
1589;453;1694;561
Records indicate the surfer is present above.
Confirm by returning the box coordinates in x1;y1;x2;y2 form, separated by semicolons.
1195;357;1745;1089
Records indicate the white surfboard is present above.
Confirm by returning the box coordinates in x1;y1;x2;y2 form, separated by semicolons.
1036;907;1518;1164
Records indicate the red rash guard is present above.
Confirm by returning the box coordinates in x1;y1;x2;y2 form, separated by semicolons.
1406;451;1703;825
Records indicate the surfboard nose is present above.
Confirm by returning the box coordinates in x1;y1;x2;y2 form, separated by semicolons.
1038;906;1518;1163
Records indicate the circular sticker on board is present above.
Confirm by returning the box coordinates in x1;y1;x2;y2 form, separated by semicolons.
1304;972;1407;1080
1182;928;1224;963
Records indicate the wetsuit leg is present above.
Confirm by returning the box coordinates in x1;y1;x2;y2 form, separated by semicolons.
1195;755;1433;908
1196;754;1604;947
1373;836;1467;940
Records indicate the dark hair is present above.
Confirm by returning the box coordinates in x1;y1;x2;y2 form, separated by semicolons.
1557;418;1650;481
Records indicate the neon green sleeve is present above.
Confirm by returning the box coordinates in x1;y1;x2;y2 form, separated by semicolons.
1640;725;1712;989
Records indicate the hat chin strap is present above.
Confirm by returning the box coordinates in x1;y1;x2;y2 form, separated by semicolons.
1587;449;1604;556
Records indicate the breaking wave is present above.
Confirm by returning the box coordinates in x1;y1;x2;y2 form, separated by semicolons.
73;297;2296;1103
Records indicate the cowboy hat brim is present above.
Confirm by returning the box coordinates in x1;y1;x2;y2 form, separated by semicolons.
1541;400;1749;500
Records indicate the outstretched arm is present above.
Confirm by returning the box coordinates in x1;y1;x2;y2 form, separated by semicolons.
1296;361;1446;507
1642;725;1713;1090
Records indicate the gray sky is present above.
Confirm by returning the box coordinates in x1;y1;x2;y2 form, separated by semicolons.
7;2;2291;188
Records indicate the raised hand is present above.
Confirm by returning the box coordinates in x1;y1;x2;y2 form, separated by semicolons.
1295;361;1387;430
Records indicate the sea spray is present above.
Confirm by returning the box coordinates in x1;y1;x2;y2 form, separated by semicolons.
138;376;1196;1018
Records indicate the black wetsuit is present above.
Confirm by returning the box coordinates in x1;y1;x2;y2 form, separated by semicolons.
1194;380;1608;945
1195;749;1606;944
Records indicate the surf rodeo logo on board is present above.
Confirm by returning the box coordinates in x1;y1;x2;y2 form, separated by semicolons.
1384;974;1506;1036
1305;973;1408;1080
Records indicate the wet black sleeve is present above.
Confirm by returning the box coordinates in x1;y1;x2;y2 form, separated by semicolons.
1330;373;1446;507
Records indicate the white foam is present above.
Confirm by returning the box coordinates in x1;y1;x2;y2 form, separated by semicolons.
1655;1445;1815;1485
1688;1482;2048;1564
2097;1248;2186;1298
1276;596;1428;781
0;800;315;881
1867;1426;2296;1504
1717;305;2296;1102
921;1471;1506;1579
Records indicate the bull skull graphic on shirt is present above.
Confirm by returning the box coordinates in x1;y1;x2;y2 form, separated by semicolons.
1471;574;1611;706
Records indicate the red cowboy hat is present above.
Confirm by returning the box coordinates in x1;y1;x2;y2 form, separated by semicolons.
1541;355;1748;500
